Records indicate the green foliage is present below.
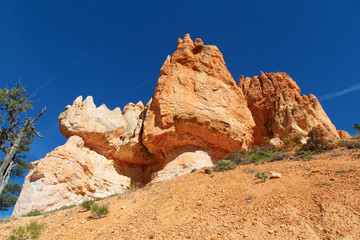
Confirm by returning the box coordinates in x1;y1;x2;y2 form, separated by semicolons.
0;82;44;211
81;200;96;211
354;123;360;134
337;140;360;149
244;148;288;165
224;147;288;166
301;127;334;153
7;221;43;240
214;159;237;172
283;133;304;147
255;172;269;182
191;168;197;173
24;211;42;217
90;203;109;218
0;183;21;211
296;150;313;161
336;169;346;175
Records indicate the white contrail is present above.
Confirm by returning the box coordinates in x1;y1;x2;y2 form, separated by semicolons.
318;83;360;101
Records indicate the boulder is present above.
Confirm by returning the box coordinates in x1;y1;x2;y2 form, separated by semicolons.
12;136;130;217
142;34;255;162
239;72;340;144
151;150;213;182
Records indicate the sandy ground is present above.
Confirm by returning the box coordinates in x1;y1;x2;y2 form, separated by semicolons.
0;146;359;240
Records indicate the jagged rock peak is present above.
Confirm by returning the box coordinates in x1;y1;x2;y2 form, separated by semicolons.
142;34;255;161
239;72;340;144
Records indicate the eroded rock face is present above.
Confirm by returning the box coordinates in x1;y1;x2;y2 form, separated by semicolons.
14;34;344;216
59;97;158;166
239;72;340;144
142;34;255;161
338;130;351;139
59;96;126;157
12;136;130;217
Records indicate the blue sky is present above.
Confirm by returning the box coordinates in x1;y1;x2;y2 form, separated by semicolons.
1;0;359;217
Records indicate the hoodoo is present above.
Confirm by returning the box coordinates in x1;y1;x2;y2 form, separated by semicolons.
12;34;344;217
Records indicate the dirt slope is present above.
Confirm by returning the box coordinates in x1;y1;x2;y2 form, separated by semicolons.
1;147;360;240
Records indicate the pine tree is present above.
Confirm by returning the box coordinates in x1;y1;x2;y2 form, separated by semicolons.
354;123;360;135
0;83;45;211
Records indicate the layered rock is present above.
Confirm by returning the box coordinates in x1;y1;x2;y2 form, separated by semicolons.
142;34;255;162
12;136;130;217
239;72;340;144
13;34;345;216
59;96;158;166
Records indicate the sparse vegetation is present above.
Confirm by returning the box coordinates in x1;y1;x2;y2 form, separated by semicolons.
354;123;360;135
24;211;42;217
191;169;197;173
337;140;360;149
245;148;288;165
301;127;334;153
255;172;269;182
296;150;313;161
336;169;346;175
214;159;237;172
7;221;44;240
224;147;288;166
283;133;304;147
80;200;96;211
90;203;109;218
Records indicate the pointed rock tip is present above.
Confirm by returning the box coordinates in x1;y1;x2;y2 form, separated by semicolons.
194;38;203;46
183;33;194;45
136;101;144;109
73;96;83;105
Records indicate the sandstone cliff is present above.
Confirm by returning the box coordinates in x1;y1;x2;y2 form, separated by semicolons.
12;34;344;217
239;72;340;144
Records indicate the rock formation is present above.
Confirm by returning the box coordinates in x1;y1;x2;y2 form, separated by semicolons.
12;34;344;217
338;130;351;139
239;72;340;144
12;136;130;217
142;34;255;162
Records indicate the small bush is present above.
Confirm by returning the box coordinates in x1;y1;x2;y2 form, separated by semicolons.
7;221;44;240
336;169;346;175
302;127;334;153
296;150;313;161
90;203;109;218
337;140;360;149
81;200;96;211
24;211;42;217
223;150;247;165
245;148;288;165
255;172;269;182
191;168;197;173
284;133;304;147
214;160;237;172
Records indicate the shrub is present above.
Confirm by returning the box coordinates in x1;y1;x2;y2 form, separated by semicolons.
24;211;42;217
7;221;44;240
296;150;313;161
255;172;269;182
245;148;288;165
214;160;237;172
302;127;334;152
90;203;109;218
81;200;96;211
283;133;304;147
337;140;360;149
223;150;247;165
